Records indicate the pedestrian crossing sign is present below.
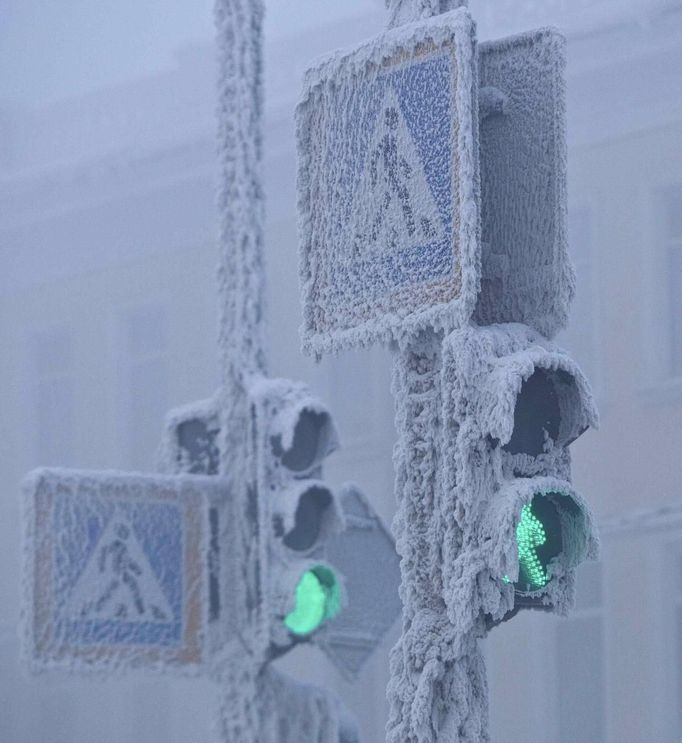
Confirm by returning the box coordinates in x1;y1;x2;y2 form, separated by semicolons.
24;469;225;673
297;8;480;355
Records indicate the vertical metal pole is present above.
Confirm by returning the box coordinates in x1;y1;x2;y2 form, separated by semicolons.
213;1;267;740
386;0;467;28
386;332;448;742
384;2;488;742
215;0;267;386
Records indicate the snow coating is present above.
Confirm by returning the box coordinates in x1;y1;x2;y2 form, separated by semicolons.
294;3;600;739
157;392;221;475
297;8;481;356
475;28;573;339
22;468;227;676
384;323;599;742
247;377;345;648
233;666;359;743
212;1;270;738
298;14;575;358
386;0;469;30
386;330;453;743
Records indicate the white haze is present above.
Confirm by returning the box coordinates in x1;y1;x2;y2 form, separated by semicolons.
1;1;682;741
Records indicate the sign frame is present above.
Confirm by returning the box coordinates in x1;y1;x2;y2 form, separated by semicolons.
297;8;480;356
23;469;228;675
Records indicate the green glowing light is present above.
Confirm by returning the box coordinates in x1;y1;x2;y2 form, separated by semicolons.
516;503;549;590
284;566;340;636
503;494;566;593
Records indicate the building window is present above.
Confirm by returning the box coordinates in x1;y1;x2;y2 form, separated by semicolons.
559;207;596;385
124;306;168;471
30;326;75;466
664;185;682;378
556;560;605;743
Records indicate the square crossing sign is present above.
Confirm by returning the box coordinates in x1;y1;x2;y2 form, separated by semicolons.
24;469;228;674
297;8;480;355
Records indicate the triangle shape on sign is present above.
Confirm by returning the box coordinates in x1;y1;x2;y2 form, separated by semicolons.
349;85;445;259
65;511;174;624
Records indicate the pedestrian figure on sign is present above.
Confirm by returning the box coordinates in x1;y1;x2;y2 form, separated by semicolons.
93;523;146;617
352;89;443;259
368;105;418;244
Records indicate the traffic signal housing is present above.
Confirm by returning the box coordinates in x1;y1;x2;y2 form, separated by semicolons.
247;377;346;652
440;323;599;631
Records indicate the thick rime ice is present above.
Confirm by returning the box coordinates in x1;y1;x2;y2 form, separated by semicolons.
157;393;222;475
238;667;357;743
295;4;598;737
298;16;575;358
216;666;357;743
475;29;573;339
386;0;469;30
297;9;480;357
213;1;270;738
440;324;599;623
385;333;488;742
385;324;599;742
386;331;452;743
248;377;346;650
22;468;227;676
156;375;355;740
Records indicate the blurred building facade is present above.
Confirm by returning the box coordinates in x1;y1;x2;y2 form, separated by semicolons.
1;1;682;741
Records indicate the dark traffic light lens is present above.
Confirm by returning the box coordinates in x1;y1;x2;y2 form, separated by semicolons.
282;485;333;552
271;409;334;472
283;565;341;636
503;369;561;456
511;494;563;593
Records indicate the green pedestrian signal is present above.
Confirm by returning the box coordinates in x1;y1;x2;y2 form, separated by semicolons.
284;566;341;636
512;495;564;592
516;502;551;590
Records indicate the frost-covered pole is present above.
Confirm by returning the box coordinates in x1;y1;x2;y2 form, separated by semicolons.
296;2;598;739
383;3;487;743
213;0;267;740
386;0;467;28
213;5;359;742
215;0;267;394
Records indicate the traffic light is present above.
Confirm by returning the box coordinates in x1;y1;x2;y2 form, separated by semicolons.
247;377;347;652
160;378;402;739
440;323;599;629
158;393;221;475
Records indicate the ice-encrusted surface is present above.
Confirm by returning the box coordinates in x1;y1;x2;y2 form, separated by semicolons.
385;323;599;742
474;28;573;338
386;331;452;742
158;393;222;476
297;9;481;356
386;0;469;30
22;468;226;676
226;666;358;743
213;1;269;739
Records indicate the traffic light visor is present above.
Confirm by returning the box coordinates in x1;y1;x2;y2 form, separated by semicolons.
284;565;341;636
274;481;343;553
271;405;339;474
485;477;598;610
501;365;595;455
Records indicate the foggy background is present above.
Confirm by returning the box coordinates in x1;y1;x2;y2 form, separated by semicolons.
1;0;682;740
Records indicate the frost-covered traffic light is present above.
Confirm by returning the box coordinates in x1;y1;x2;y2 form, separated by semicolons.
160;378;402;681
248;377;346;651
440;323;599;629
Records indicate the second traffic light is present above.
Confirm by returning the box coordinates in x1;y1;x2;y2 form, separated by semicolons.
250;377;345;650
440;323;599;627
